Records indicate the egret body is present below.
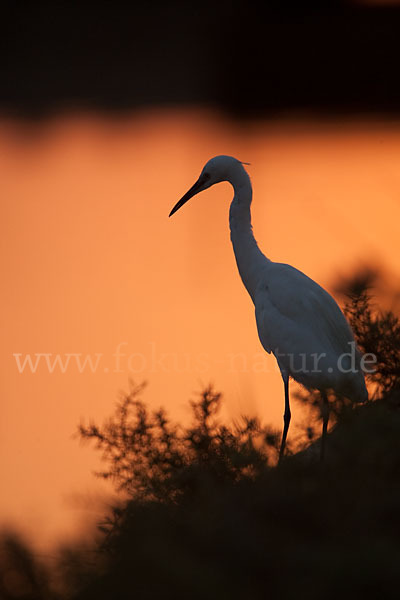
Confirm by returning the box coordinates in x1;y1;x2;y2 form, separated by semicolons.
169;156;367;460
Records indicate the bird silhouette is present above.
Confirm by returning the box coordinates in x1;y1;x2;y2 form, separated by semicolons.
169;155;368;461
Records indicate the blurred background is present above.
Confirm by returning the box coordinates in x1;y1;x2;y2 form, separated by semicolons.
2;0;400;117
1;0;400;550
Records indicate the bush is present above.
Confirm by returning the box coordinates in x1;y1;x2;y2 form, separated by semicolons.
71;271;400;599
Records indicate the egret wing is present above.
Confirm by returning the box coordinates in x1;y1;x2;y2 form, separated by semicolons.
254;262;354;358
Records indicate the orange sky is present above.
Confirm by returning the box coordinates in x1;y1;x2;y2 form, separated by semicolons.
1;109;399;549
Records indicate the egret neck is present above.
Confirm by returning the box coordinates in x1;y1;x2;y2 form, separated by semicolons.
228;168;268;302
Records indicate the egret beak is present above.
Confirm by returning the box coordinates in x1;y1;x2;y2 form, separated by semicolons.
169;175;207;217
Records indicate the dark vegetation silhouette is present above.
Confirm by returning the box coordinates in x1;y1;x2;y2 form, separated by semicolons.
1;268;400;599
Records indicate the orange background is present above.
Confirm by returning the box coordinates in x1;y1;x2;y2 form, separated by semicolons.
1;110;399;548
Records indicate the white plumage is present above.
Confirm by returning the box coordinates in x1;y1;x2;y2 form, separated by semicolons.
169;155;367;460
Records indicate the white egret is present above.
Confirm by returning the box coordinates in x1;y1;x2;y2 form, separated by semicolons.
169;156;368;461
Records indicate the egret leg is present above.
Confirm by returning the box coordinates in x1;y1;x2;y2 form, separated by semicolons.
278;375;291;463
320;391;329;462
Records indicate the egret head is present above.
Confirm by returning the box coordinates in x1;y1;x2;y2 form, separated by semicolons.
169;155;248;217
